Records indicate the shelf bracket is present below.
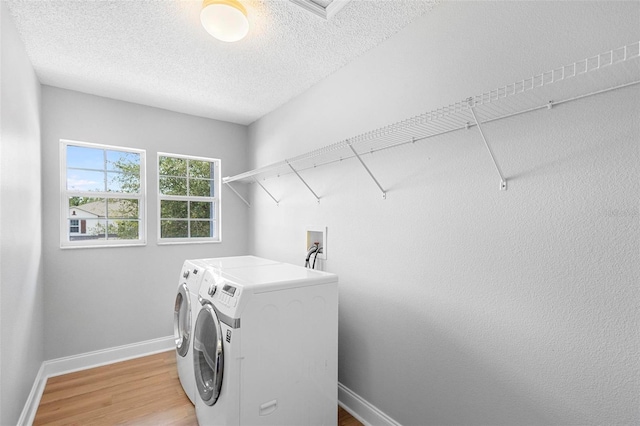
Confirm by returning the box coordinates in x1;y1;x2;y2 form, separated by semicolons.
253;177;279;206
468;99;508;191
286;160;320;203
224;181;251;207
346;140;387;199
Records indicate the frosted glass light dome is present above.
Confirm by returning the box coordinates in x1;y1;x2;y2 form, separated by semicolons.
200;0;249;43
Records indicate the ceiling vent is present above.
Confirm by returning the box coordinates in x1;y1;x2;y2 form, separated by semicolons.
289;0;352;20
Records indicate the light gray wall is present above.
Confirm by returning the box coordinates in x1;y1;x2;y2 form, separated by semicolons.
248;2;639;425
41;86;250;359
0;2;44;424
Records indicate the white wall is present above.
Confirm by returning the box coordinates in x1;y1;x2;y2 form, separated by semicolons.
0;2;44;424
41;86;250;359
248;2;639;425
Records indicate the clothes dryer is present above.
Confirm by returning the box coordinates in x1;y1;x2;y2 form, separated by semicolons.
197;255;279;270
193;258;339;426
174;259;207;404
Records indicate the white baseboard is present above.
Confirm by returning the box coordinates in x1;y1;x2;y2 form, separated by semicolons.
17;363;47;426
338;382;401;426
43;335;174;378
18;335;174;426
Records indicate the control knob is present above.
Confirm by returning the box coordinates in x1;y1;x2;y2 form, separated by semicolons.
183;270;190;279
208;283;217;297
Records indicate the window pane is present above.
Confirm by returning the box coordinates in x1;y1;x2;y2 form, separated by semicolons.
161;220;188;238
190;201;211;219
67;169;106;192
106;150;140;172
69;219;107;241
191;220;213;238
161;200;188;218
108;199;138;219
189;160;212;179
107;171;140;193
159;156;187;177
107;220;139;240
190;179;213;197
67;145;104;170
69;197;107;217
159;176;187;196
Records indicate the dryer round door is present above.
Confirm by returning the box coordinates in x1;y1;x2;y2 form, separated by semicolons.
173;283;191;357
193;304;224;406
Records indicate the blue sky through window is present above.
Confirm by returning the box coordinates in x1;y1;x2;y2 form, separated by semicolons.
66;145;140;192
66;145;103;169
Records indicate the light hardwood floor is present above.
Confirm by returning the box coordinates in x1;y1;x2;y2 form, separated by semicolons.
34;351;362;426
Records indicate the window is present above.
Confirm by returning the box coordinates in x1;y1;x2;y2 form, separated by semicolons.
158;153;221;243
60;140;146;248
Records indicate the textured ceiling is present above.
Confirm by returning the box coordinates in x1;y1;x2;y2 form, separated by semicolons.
4;0;438;125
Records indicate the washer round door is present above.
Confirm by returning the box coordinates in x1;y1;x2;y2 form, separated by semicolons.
193;304;224;406
173;283;191;357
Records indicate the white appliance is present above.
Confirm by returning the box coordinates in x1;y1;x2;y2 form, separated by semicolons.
174;259;208;404
175;256;279;404
196;255;280;270
192;257;339;426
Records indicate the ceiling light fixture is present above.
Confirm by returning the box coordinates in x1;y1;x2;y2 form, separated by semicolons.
200;0;249;43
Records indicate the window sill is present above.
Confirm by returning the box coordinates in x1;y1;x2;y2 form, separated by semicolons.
60;242;147;249
157;239;222;246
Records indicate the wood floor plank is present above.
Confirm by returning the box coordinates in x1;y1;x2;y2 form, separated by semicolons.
339;406;363;426
34;350;362;426
40;362;173;405
44;355;169;392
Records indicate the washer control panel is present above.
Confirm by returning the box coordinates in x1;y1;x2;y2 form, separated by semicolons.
181;261;206;292
219;283;238;307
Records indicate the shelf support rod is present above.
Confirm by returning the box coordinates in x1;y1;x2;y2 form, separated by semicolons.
224;181;251;207
253;177;279;206
286;160;320;202
346;140;387;199
468;99;508;191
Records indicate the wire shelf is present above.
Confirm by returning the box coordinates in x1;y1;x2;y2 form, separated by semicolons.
224;42;640;200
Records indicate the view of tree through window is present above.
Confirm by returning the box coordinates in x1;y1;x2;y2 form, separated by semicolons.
158;154;220;241
62;141;145;247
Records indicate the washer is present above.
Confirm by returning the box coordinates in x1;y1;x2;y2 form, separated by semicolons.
193;257;339;426
174;259;207;404
175;256;279;404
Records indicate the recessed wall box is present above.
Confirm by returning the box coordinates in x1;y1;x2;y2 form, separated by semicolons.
306;226;327;260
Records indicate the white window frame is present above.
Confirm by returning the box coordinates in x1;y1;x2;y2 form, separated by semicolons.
157;152;221;245
60;139;147;248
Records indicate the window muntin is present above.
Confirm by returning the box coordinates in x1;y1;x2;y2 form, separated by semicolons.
61;140;146;248
158;153;221;243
